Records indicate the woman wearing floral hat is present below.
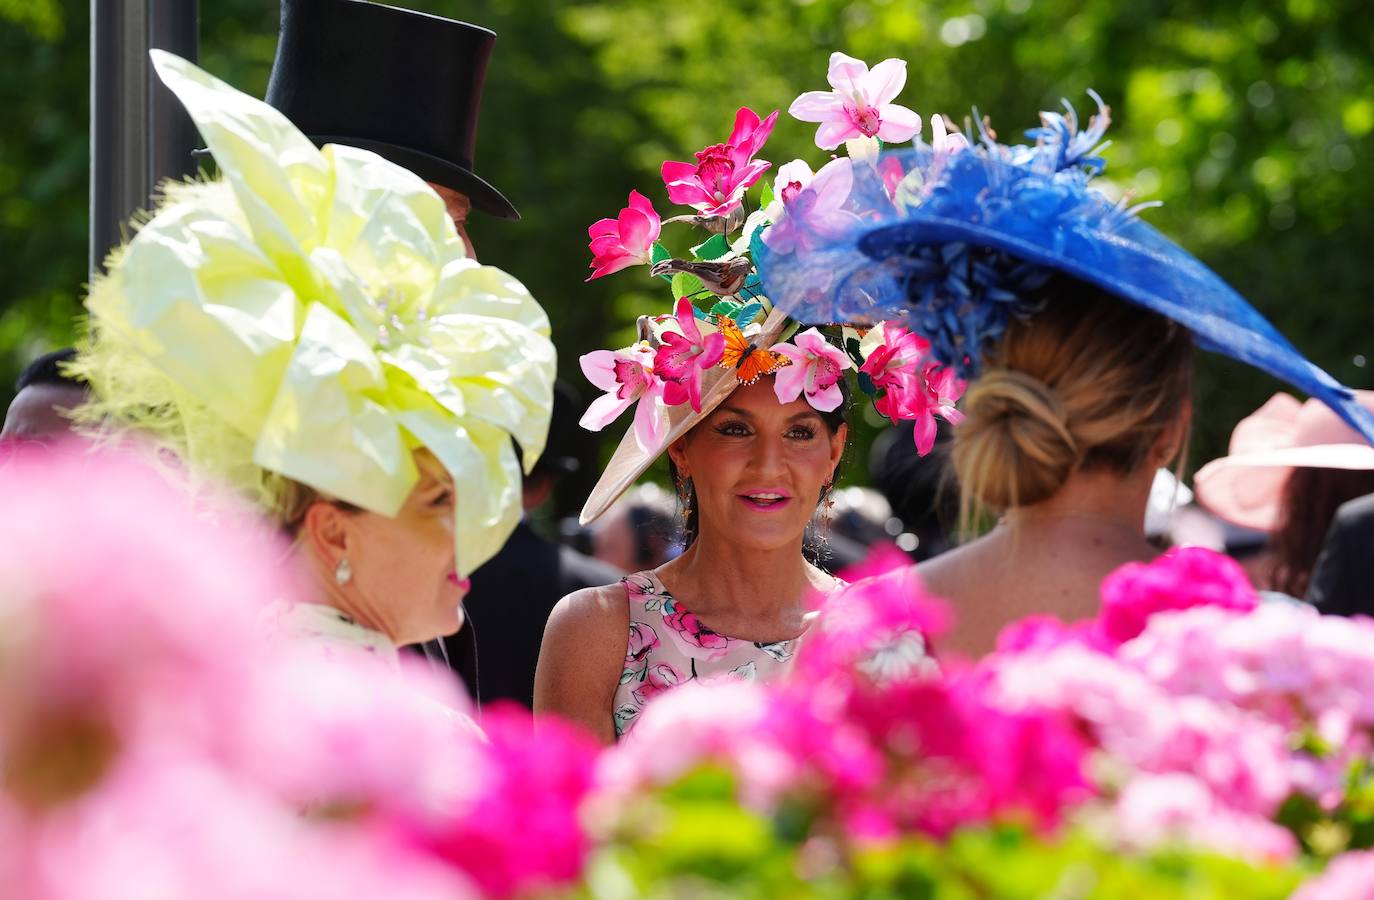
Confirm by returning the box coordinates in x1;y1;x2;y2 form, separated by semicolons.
73;53;556;661
759;70;1374;657
535;89;962;740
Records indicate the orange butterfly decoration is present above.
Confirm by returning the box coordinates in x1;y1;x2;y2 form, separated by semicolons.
714;316;792;385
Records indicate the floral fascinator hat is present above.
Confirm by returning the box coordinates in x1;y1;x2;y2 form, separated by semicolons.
755;75;1374;445
577;54;968;525
73;52;556;577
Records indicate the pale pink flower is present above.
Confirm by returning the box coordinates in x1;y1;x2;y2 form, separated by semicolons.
661;107;778;218
762;157;858;255
772;327;853;412
1113;772;1298;862
929;113;971;155
578;344;666;452
1292;850;1374;900
586;190;661;281
789;52;921;150
654;297;725;412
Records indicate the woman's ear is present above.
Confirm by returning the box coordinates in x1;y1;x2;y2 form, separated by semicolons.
828;423;848;475
667;435;690;478
1153;396;1193;467
300;500;352;570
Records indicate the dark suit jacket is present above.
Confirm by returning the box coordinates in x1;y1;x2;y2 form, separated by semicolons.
444;521;623;708
1306;492;1374;616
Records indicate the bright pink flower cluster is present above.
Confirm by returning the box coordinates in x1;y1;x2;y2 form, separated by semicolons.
861;321;966;455
587;190;661;281
662;107;779;218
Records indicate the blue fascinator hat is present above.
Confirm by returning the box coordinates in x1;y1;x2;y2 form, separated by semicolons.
756;93;1374;445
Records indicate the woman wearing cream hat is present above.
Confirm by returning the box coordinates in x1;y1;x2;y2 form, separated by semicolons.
74;53;556;660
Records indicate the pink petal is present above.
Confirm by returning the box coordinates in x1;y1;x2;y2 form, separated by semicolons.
943;407;966;426
726;106;763;149
815;118;859;151
661;159;700;184
632;392;667;452
862;58;908;108
578;350;623;392
627;189;657;219
728;158;773;194
876;104;921;144
589;233;627;255
674;296;701;342
580;392;634;431
664;180;714;209
809;380;845;413
913;413;937;456
771;346;809;404
662;380;691;408
586;256;640;281
588;217;619;239
788;91;846;123
826;52;870;94
737;108;779;159
793;328;830;356
617;207;656;256
811;157;855;211
699;331;725;369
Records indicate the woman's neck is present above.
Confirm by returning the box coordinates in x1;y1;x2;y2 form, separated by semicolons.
659;527;822;624
1002;465;1154;539
295;544;400;646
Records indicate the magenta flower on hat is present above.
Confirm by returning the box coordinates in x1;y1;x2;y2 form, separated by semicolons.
586;190;662;281
772;327;854;412
661;106;779;218
578;344;666;451
789;52;921;150
861;323;965;455
654;297;726;412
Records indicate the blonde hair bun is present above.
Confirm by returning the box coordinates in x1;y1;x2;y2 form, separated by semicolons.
954;369;1080;509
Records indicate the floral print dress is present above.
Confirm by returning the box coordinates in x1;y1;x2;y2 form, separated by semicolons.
613;570;808;738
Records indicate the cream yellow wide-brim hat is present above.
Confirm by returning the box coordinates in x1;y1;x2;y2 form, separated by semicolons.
579;306;792;525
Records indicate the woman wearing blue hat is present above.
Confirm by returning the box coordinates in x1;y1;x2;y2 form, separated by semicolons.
759;94;1374;656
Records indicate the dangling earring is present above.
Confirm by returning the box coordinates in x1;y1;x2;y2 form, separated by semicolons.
677;476;694;519
334;558;353;586
819;482;835;549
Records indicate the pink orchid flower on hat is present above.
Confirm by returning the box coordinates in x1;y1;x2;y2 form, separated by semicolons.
662;106;779;218
655;297;726;413
860;321;931;391
579;343;667;451
587;190;661;281
861;323;965;455
763;157;858;255
772;327;854;412
789;52;921;151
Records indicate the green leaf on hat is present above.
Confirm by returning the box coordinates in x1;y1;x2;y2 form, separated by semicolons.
691;233;731;261
709;298;743;319
671;272;706;301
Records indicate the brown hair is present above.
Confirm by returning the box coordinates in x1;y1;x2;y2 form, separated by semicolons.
1269;467;1374;596
270;475;360;538
952;278;1193;528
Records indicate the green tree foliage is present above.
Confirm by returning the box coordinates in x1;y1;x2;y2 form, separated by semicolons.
2;0;1370;473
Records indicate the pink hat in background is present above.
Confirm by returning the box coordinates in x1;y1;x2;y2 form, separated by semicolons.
1193;391;1374;532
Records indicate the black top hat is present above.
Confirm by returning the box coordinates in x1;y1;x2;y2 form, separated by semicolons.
265;0;518;219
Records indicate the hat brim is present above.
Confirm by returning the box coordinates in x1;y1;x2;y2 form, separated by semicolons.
579;307;791;525
759;148;1374;449
1193;443;1374;531
307;135;518;219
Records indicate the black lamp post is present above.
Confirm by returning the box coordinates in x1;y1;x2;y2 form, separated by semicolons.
90;0;199;274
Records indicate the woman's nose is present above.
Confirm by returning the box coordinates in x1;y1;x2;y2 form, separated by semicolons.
748;434;787;476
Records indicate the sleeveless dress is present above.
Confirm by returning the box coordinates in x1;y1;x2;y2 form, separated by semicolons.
612;570;812;738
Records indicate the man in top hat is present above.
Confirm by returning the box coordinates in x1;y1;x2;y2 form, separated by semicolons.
265;0;519;257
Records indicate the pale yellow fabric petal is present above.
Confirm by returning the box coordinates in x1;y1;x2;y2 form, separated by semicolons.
86;195;301;437
396;409;522;578
254;303;416;517
150;50;330;298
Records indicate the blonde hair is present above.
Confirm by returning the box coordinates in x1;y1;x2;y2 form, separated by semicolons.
952;279;1192;529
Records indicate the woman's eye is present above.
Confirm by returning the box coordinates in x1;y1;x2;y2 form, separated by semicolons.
431;490;453;507
715;421;750;436
787;426;817;440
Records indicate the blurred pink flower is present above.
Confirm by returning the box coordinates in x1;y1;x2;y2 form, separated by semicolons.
930;113;971;155
789;52;921;150
655;297;725;412
586;190;661;281
1292;850;1374;899
662;107;778;218
1113;772;1297;862
772;327;853;412
578;344;666;452
1097;547;1257;647
415;706;598;899
762;157;858;255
